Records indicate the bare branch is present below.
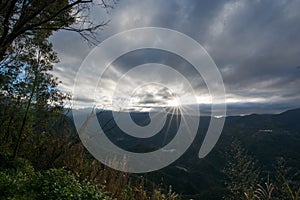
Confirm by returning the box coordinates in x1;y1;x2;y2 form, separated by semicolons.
0;0;115;60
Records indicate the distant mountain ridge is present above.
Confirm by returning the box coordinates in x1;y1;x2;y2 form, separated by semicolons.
65;107;300;198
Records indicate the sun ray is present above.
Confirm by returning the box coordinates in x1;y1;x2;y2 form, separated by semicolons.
177;105;195;140
163;106;177;145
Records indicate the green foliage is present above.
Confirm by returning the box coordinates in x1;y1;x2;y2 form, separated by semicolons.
223;139;260;199
0;152;112;200
0;1;181;199
0;150;181;200
223;140;300;200
0;30;70;158
274;158;300;200
151;186;180;200
0;151;34;175
31;169;111;200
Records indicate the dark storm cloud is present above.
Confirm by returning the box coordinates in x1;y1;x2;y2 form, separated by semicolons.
200;0;300;103
51;0;300;113
109;48;202;81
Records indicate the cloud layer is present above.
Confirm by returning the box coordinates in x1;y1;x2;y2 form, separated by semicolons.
50;0;300;114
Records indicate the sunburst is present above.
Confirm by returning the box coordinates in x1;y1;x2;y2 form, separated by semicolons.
167;97;181;108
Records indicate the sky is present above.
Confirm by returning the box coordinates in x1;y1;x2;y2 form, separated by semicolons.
50;0;300;115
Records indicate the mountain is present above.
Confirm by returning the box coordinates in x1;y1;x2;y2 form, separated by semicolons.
69;108;300;199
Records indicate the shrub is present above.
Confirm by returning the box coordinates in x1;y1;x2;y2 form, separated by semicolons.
0;152;112;200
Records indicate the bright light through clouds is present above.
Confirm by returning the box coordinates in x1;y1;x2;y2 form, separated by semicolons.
167;96;181;108
128;84;177;108
52;0;300;114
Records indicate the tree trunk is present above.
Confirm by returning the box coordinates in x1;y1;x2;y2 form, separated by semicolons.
12;87;35;158
12;52;40;158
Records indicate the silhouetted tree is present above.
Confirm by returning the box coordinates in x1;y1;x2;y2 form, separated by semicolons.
0;0;113;60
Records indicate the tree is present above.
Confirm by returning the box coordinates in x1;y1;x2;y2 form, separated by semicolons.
275;158;300;200
0;0;114;157
223;139;260;199
0;33;70;157
223;140;300;200
0;0;112;61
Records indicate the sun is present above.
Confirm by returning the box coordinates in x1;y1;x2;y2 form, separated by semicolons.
167;97;181;107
